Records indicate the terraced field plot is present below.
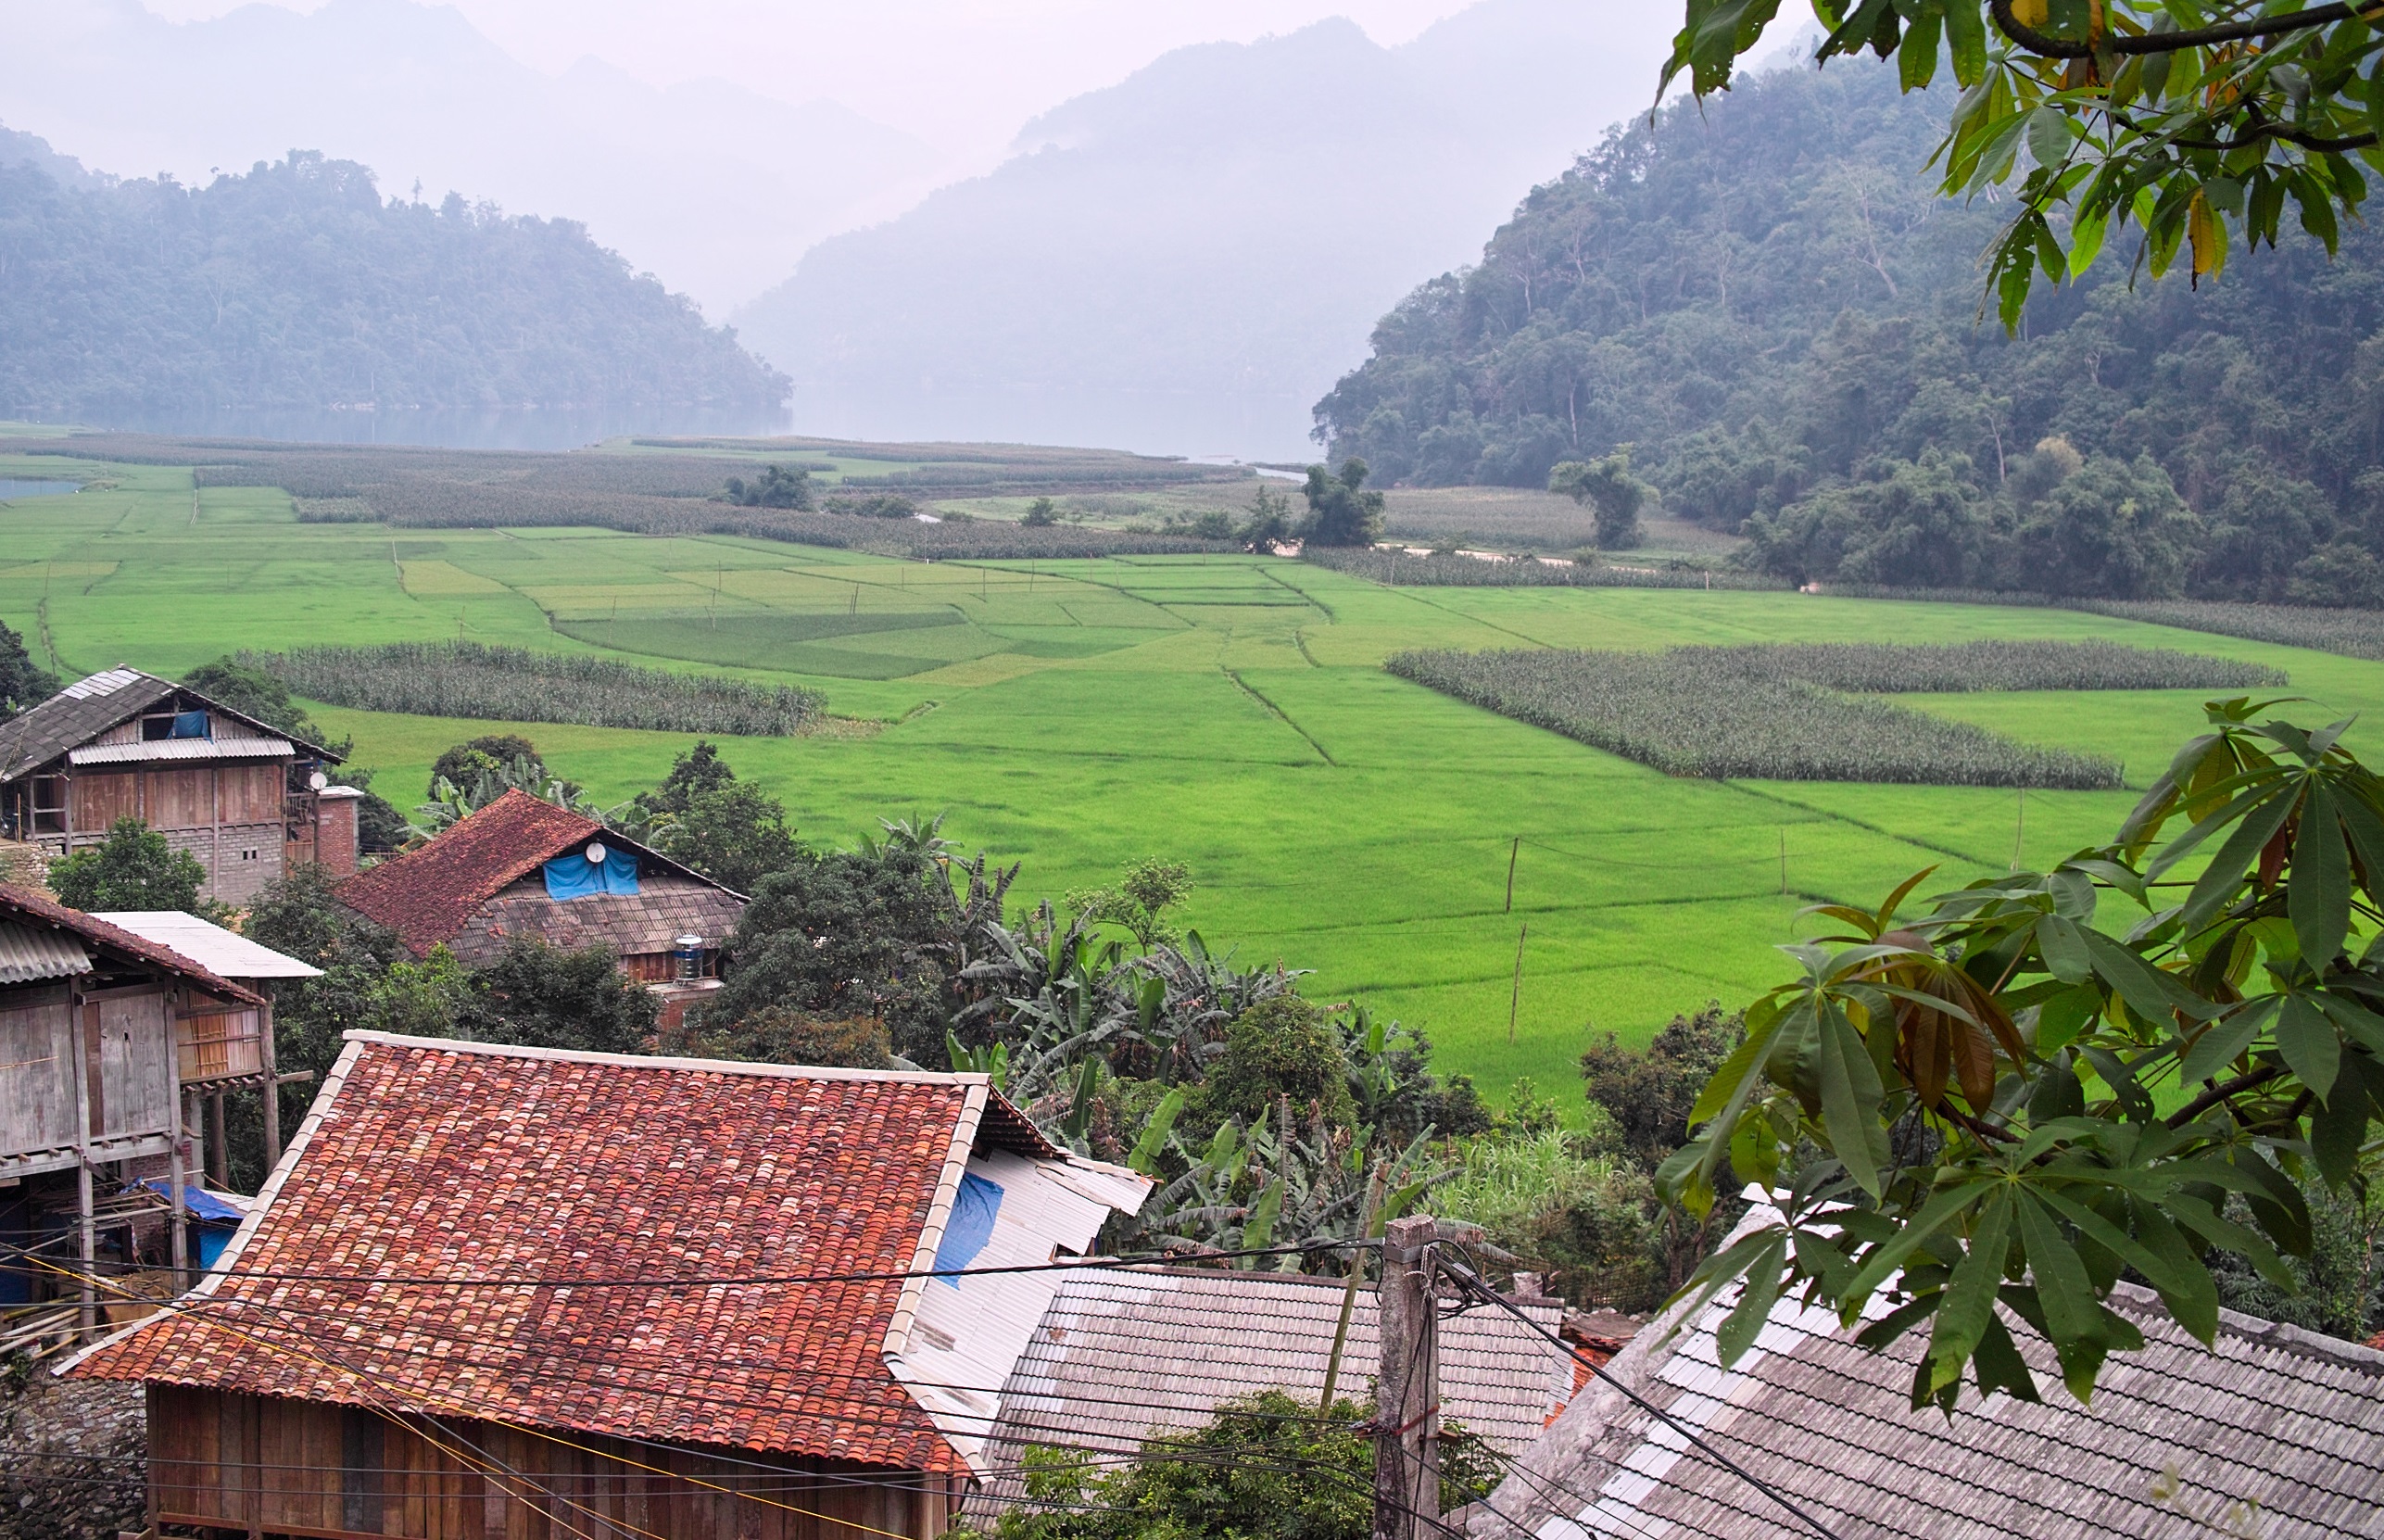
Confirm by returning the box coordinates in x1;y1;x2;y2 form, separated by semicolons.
10;447;2384;1111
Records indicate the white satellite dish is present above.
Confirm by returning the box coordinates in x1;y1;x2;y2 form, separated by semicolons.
586;842;607;864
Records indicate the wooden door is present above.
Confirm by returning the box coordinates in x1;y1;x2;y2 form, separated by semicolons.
90;990;174;1142
0;988;77;1159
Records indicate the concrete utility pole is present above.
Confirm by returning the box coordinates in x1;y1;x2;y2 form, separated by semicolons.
1374;1214;1441;1540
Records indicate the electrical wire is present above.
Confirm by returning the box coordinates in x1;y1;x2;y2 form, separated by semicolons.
1434;1248;1843;1540
0;1233;1376;1290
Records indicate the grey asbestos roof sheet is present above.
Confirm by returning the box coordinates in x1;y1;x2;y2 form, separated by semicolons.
974;1267;1576;1512
1481;1277;2384;1540
0;918;91;982
1;670;174;781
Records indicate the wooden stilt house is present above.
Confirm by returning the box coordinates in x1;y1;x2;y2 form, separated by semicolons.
0;884;270;1346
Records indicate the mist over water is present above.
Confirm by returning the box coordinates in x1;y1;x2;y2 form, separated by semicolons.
787;385;1317;463
79;405;799;452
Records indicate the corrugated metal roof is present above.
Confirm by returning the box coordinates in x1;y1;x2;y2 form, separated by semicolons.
1;671;177;780
0;919;91;982
68;738;296;765
93;912;322;980
887;1147;1154;1473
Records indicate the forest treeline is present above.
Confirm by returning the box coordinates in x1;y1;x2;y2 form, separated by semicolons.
1315;60;2384;606
0;133;788;418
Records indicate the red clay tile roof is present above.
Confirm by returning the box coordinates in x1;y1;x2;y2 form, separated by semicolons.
337;790;741;957
0;883;264;1006
335;790;604;955
75;1034;997;1472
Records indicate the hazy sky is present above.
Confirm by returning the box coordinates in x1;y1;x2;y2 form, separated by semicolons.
130;0;1643;157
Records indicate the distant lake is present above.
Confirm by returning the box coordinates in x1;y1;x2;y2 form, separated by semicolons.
80;405;798;453
0;480;81;499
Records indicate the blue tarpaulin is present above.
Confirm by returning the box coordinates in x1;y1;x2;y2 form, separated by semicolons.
170;710;210;739
143;1179;244;1222
543;848;639;901
932;1172;1003;1286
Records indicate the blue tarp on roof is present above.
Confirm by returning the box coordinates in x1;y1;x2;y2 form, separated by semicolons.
142;1180;243;1224
932;1172;1003;1287
542;848;639;902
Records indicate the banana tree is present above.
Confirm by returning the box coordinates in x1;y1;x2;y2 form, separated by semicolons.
1671;699;2384;1407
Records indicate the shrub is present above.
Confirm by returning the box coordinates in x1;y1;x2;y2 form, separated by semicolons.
246;641;826;737
1581;1004;1744;1167
456;937;659;1055
49;818;206;912
1190;996;1356;1130
649;783;802;893
1430;1124;1661;1309
429;734;542;793
719;465;813;510
659;1004;893;1070
1387;646;2126;787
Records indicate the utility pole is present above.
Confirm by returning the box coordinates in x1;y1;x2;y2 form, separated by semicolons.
1374;1215;1440;1540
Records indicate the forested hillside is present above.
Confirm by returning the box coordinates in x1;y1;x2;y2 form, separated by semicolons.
0;144;788;419
1317;60;2384;606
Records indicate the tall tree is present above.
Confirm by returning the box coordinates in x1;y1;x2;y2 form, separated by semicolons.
1302;459;1385;548
0;617;57;715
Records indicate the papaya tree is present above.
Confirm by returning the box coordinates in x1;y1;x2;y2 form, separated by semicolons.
1666;2;2384;326
1668;698;2384;1406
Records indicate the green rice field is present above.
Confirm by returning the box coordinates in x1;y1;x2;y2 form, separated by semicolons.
11;448;2384;1109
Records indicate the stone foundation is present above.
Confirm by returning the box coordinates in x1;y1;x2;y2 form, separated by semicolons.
0;1370;145;1540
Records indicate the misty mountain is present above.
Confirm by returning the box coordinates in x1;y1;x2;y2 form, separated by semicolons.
732;0;1676;461
0;148;788;419
0;0;937;312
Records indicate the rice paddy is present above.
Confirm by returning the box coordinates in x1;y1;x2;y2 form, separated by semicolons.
12;445;2384;1114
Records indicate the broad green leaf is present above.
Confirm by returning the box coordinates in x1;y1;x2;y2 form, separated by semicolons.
2082;928;2217;1021
2174;786;2295;933
2015;1193;2108;1403
2034;981;2101;1054
1816;1003;1890;1196
1843;1179;1998;1305
2037;1187;2215;1343
2037;914;2094;984
2292;783;2352;966
2277;993;2342;1103
1716;1232;1789;1365
1969;1313;2042;1403
2177;1000;2270;1088
2312;1069;2369;1188
1924;1189;2013;1395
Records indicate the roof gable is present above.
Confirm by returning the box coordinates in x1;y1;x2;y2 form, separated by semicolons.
72;1033;1010;1471
0;884;264;1005
334;790;603;953
1;667;339;782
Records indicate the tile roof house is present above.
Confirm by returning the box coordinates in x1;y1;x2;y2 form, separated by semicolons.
0;667;357;903
334;788;747;1025
68;1031;1150;1540
1482;1254;2384;1539
973;1267;1581;1514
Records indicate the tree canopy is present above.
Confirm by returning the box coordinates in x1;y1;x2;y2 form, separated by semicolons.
1667;2;2384;326
49;818;205;913
1672;698;2384;1406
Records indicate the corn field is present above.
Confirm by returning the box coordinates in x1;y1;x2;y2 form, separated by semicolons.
1691;641;2283;693
243;642;826;737
1385;645;2150;787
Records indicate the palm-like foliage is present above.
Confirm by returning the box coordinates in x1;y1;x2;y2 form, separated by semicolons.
1673;697;2384;1407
